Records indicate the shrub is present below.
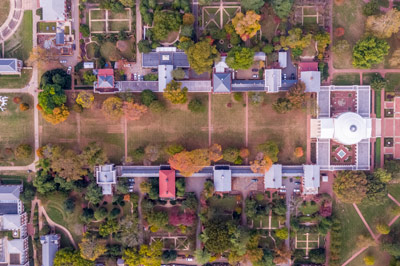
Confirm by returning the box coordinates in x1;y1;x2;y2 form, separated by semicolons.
188;98;206;113
72;103;83;113
149;100;165;113
239;148;250;158
233;92;243;102
262;44;274;54
19;103;29;111
223;147;240;163
275;227;289;239
94;207;108;221
13;97;21;104
165;144;185;156
109;207;121;219
144;73;158;81
15;144;32;159
80;24;90;37
140;90;157;106
172;68;186;80
249;92;264;105
162;250;177;263
132;147;145;162
363;0;379;16
376;223;390;234
364;255;375;265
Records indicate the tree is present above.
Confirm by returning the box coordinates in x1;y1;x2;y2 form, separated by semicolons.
309;248;325;264
374;168;392;183
183;13;195;25
94;207;108;221
147;210;169;230
42;105;70;125
363;0;379;16
232;11;261;41
138;40;152;53
163;80;188;104
366;9;400;38
286;81;306;109
83;71;97;85
169;149;210;177
223;147;240;163
171;68;186;80
53;248;94;266
85;183;103;205
152;10;181;41
240;148;250;158
370;73;387;91
253;249;275;266
46;148;87;181
188;98;206;113
144;73;158;81
15;144;32;159
270;0;294;19
262;44;274;54
144;145;160;162
294;147;304;158
241;0;265;12
203;218;232;254
119;215;140;247
194;249;211;265
140;90;157;106
139;181;151;194
80;142;108;168
315;31;331;58
19;103;29;111
273;245;291;264
162;250;177;263
333;171;368;204
99;219;119;236
186;39;219;74
102;97;124;119
209;143;223;162
120;0;134;7
280;28;312;50
272;97;292;114
38;84;67;114
81;208;95;224
33;170;56;194
226;46;255;70
80;24;90;37
376;223;390;234
123;241;163;266
76;91;94;108
250;155;273;174
275;227;288;239
257;141;279;162
79;234;107;261
352;36;389;68
364;255;375;265
63;198;75;213
176;178;186;197
124;101;148;121
165;144;185;156
149;100;165;113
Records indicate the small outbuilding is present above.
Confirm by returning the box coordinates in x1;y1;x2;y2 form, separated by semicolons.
159;170;176;199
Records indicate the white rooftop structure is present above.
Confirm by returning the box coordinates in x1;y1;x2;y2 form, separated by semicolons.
215;56;229;73
40;234;60;266
254;52;266;62
264;164;282;189
213;166;232;192
40;0;66;21
83;62;94;69
302;165;320;195
278;52;287;68
300;71;321;92
96;164;117;195
158;65;174;92
265;69;282;93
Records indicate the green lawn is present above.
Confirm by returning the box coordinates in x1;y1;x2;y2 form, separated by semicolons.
0;69;32;89
375;138;381;167
332;0;366;69
208;195;238;213
332;73;360;85
0;93;34;166
0;0;10;27
362;73;380;85
91;21;106;32
108;9;130;19
260;6;279;42
212;94;245;148
388;184;400;202
100;42;122;61
37;22;56;33
128;93;208;163
358;199;398;235
385;73;400;92
40;192;83;244
333;201;368;264
4;11;33;62
298;201;320;215
248;93;307;164
347;246;391;266
109;21;129;32
90;9;105;20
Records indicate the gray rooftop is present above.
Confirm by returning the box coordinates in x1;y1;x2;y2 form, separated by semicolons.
40;234;59;266
0;59;18;73
357;140;370;169
318;88;330;118
142;52;189;68
264;164;282;189
56;31;64;45
0;186;20;201
358;88;371;118
98;75;114;88
40;0;65;21
213;72;231;93
213;167;232;192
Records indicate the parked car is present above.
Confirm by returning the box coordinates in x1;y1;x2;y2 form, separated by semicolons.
281;185;286;189
134;73;138;81
67;66;72;74
129;178;135;183
293;189;300;193
295;181;301;185
59;60;67;64
279;189;286;193
151;68;158;72
186;257;194;261
72;44;76;50
283;73;287;80
252;74;258;78
291;73;295;79
252;68;258;72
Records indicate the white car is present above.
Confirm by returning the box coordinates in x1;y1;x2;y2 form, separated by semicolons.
294;189;300;193
279;189;286;193
59;60;67;64
67;66;72;74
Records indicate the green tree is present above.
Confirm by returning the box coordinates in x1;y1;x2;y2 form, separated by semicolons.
38;84;67;114
194;249;211;265
333;171;368;204
257;141;279;163
309;248;326;264
120;0;134;7
152;10;182;41
203;218;232;254
83;71;97;85
54;248;94;266
363;0;379;16
370;73;387;91
99;219;120;237
352;36;389;68
76;91;94;108
270;0;294;19
226;46;255;70
275;227;288;239
85;183;103;205
63;198;75;213
80;25;90;37
176;178;186;197
241;0;265;11
161;250;177;263
138;40;152;53
262;44;274;54
79;234;107;261
171;68;186;80
188;98;206;113
123;241;163;266
272;97;292;114
165;144;185;156
253;249;275;266
186;39;219;74
163;80;188;104
140;90;157;106
80;142;107;168
33;169;56;194
94;207;108;221
15;144;32;159
374;168;392;183
223;147;240;163
147;210;169;230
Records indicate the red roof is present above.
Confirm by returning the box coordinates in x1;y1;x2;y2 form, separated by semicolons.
298;62;319;72
98;69;114;75
159;170;176;198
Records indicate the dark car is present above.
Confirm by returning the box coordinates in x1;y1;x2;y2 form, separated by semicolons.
252;68;258;72
151;68;158;72
291;73;295;80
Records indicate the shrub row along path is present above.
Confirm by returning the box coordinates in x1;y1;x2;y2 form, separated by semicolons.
342;194;400;266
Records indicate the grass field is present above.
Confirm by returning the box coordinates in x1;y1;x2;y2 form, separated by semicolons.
90;9;105;20
86;42;100;59
108;9;130;19
0;69;32;89
375;90;381;118
362;73;380;85
332;73;360;85
248;93;307;164
0;0;10;27
333;201;368;264
260;6;279;42
109;21;129;32
37;22;56;33
4;11;33;63
212;94;245;149
347;246;391;266
332;0;366;69
100;42;122;61
0;93;34;166
41;192;83;244
388;184;400;202
91;21;106;32
385;73;400;92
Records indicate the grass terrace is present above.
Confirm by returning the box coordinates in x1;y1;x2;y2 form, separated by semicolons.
332;73;360;86
37;22;56;33
0;69;32;89
385;73;400;92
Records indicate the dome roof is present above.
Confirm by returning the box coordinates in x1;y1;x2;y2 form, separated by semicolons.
334;112;371;145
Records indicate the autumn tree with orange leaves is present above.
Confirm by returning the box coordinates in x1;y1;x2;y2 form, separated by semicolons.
169;144;223;177
294;147;304;158
124;101;148;120
250;155;273;174
286;81;307;109
231;11;261;41
273;245;292;264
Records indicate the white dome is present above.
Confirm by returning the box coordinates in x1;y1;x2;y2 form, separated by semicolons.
334;112;371;145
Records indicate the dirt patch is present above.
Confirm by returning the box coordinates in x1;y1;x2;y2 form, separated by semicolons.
116;40;129;52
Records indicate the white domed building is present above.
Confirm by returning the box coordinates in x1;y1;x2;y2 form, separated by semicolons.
310;85;372;170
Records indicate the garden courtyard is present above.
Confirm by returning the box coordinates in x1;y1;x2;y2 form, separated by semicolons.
39;92;307;165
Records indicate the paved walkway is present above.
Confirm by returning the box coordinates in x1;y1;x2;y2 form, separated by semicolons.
208;92;212;146
245;92;248;148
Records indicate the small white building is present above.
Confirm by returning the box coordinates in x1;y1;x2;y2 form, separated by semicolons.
96;164;117;195
264;164;282;189
39;0;66;21
264;69;282;93
302;165;320;195
0;59;23;76
213;166;232;192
